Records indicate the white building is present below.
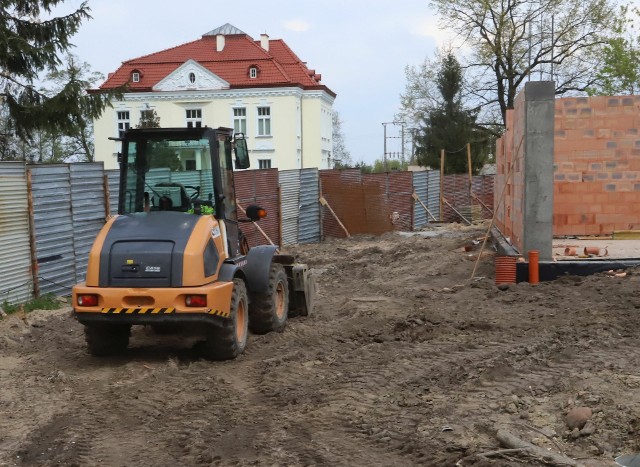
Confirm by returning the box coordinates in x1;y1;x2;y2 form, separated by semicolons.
93;24;336;170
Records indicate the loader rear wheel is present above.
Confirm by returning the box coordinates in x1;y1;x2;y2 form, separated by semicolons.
202;278;248;360
249;263;289;334
85;324;130;357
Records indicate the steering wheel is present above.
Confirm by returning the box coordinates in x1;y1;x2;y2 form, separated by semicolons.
184;185;200;200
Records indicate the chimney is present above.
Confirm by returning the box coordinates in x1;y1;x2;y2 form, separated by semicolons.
260;33;269;52
217;34;225;52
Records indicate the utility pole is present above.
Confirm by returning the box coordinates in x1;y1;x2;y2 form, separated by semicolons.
382;121;406;171
382;122;388;171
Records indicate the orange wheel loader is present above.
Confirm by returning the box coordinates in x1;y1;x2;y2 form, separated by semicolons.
72;127;314;360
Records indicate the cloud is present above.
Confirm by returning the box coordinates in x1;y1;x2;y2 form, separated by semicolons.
283;19;311;32
409;15;465;49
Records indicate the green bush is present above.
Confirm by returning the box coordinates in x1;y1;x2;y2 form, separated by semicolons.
1;293;63;315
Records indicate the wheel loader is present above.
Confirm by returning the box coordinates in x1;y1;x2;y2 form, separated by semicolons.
72;126;314;360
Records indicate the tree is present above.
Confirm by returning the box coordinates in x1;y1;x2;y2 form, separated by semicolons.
45;55;107;161
396;56;439;128
430;0;621;126
415;52;490;174
137;108;161;129
0;1;116;140
588;9;640;95
331;111;352;168
134;109;180;171
372;159;407;173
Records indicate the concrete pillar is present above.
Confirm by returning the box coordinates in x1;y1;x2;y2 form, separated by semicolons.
522;81;555;261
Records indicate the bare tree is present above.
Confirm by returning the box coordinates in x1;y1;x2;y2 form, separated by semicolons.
332;112;352;168
396;56;439;128
431;0;621;125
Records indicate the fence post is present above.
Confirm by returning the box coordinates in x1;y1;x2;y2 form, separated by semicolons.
440;149;445;221
26;169;40;299
103;174;111;219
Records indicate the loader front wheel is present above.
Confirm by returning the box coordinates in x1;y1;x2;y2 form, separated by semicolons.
202;278;248;360
249;263;289;334
85;324;130;357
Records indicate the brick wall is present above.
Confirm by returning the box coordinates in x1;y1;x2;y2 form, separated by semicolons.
554;95;640;236
495;94;640;247
495;90;527;250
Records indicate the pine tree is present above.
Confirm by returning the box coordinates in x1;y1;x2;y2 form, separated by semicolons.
0;1;117;140
136;108;161;129
416;53;490;174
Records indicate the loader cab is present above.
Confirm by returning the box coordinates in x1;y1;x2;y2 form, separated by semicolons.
118;127;249;256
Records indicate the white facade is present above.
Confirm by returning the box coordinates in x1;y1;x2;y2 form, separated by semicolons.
94;65;335;171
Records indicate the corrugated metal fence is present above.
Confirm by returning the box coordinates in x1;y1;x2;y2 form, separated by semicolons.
0;161;491;305
319;169;448;238
0;163;33;305
279;169;321;245
30;164;107;297
441;174;495;223
413;170;441;228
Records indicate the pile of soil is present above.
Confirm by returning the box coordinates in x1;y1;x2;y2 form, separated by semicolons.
0;222;638;466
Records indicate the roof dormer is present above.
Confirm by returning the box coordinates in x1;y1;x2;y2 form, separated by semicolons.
248;65;260;79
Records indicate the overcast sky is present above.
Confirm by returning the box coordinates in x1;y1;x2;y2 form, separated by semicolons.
54;0;448;164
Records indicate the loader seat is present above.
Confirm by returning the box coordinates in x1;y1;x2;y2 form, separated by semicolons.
153;182;192;212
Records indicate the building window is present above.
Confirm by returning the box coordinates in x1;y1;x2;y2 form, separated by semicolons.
188;72;196;84
132;72;140;83
249;67;258;79
233;108;246;134
257;106;271;136
186;108;202;128
258;159;272;169
117;110;130;136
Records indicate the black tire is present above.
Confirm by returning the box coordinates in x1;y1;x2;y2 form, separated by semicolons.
202;278;249;360
249;263;289;334
84;324;130;357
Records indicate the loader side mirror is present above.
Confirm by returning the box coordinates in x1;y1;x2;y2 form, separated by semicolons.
245;205;266;221
234;135;250;170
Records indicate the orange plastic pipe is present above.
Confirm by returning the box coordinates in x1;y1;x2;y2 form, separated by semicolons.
528;250;539;285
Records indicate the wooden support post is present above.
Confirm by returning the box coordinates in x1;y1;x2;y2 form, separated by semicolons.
26;170;40;299
440;149;445;222
319;196;350;237
467;143;473;206
471;193;493;215
442;196;472;225
236;199;276;246
103;174;111;220
412;192;438;222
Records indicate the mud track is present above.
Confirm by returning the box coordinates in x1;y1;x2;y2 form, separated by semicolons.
1;223;639;466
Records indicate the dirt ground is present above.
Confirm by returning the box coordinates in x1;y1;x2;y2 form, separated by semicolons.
1;222;640;467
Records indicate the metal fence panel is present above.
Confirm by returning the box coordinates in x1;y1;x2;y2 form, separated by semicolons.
427;170;441;221
70;163;106;283
412;171;428;229
299;168;320;244
106;169;120;215
0;163;34;305
30;165;76;297
279;170;300;245
235;169;281;247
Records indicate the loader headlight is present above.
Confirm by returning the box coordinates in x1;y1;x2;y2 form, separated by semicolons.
77;294;99;307
185;295;207;307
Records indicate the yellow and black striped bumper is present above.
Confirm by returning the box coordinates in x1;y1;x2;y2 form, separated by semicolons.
74;307;230;326
98;307;230;317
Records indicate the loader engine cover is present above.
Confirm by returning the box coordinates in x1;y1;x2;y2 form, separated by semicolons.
109;241;173;287
98;212;200;288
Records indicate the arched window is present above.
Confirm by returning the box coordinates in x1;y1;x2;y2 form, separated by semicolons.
188;72;196;84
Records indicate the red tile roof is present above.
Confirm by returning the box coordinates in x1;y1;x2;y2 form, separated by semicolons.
100;30;335;97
